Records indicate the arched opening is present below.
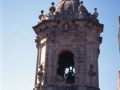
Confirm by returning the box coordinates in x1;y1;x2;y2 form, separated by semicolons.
57;51;75;83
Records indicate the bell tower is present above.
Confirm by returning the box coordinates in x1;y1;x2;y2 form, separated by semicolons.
33;0;104;90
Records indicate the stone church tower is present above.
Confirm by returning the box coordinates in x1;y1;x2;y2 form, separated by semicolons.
33;0;104;90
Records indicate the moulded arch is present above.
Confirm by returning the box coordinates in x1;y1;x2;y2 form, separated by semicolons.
54;46;76;78
55;46;76;58
58;49;73;56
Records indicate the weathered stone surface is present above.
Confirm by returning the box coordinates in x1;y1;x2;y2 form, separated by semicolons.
33;0;104;90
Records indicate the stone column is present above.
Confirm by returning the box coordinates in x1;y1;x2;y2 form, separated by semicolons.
34;36;42;90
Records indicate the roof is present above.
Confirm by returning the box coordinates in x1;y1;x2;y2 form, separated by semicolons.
55;0;80;14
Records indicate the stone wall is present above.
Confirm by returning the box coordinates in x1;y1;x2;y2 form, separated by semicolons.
33;19;103;90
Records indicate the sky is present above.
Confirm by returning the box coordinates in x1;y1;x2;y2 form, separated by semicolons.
2;0;120;90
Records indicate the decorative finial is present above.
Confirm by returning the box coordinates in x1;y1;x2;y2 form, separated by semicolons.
80;1;83;5
49;2;56;14
41;10;44;15
93;8;99;18
39;10;44;20
94;8;97;12
51;2;54;6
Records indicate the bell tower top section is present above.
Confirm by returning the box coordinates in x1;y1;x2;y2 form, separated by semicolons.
33;1;103;35
32;1;104;90
36;0;100;24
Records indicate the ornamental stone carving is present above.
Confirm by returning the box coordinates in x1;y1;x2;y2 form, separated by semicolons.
88;64;96;86
37;64;44;87
33;0;104;90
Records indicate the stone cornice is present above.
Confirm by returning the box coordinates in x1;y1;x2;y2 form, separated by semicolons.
33;18;104;36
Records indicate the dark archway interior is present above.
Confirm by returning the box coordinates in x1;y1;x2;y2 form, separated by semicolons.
57;51;74;77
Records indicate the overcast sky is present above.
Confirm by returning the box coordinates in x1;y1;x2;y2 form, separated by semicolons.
2;0;120;90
